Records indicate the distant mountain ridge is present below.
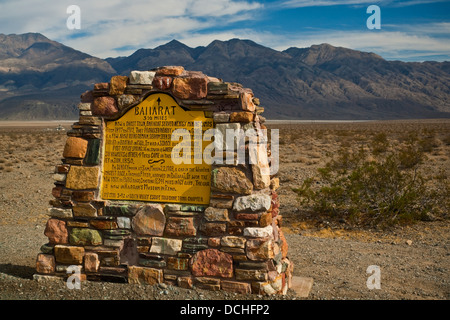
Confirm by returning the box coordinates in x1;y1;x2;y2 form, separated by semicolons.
0;33;449;120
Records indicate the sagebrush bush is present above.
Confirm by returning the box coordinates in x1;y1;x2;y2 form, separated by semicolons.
293;139;446;227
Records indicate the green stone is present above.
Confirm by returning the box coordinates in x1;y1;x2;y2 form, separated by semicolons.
104;204;139;216
40;243;54;254
138;258;166;268
180;205;206;212
69;228;102;246
85;139;101;165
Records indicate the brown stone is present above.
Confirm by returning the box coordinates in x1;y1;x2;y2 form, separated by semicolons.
177;276;193;289
211;167;253;195
63;137;88;159
152;76;173;90
72;191;95;202
92;96;118;117
246;239;274;261
235;268;268;281
230;111;254;123
204;207;229;222
240;92;256;112
220;236;246;248
80;90;94;103
73;203;97;217
55;164;70;174
128;266;163;285
65;166;100;190
51;186;63;198
131;204;165;236
54;245;85;264
90;219;118;230
109;75;128;95
164;217;196;237
259;212;272;227
172;76;208;100
235;213;259;220
270;178;280;190
200;222;227;236
155;66;185;76
190;249;233;278
209;198;234;209
194;277;221;291
84;252;100;273
94;82;109;91
167;257;189;271
279;229;289;259
208;237;221;247
67;221;89;228
44;219;68;244
221;280;252;294
36;254;55;274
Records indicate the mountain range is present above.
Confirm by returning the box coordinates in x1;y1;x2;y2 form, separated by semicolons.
0;32;449;120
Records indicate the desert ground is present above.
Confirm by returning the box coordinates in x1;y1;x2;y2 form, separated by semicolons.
0;119;448;300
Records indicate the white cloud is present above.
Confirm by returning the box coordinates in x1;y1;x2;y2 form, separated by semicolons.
0;0;263;57
280;0;447;8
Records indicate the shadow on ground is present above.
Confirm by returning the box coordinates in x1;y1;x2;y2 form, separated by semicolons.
0;263;35;280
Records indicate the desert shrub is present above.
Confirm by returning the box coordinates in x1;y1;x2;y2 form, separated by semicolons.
371;132;389;155
293;144;441;227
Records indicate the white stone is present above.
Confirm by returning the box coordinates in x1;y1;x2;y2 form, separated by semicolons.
47;207;73;219
215;123;241;151
52;173;66;182
77;103;91;111
104;239;124;247
213;112;230;123
149;237;182;255
117;217;131;229
129;71;155;85
243;225;273;238
233;194;271;212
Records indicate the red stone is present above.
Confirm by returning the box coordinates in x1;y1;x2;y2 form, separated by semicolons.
279;229;289;259
80;90;94;103
152;76;173;90
51;186;63;198
190;249;233;278
155;66;185;76
221;280;252;294
164;217;196;237
230;111;254;123
94;82;109;91
44;219;68;244
235;213;259;220
172;76;208;100
36;254;55;274
92;96;118;117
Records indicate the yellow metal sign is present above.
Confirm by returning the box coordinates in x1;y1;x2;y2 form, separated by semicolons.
101;93;213;205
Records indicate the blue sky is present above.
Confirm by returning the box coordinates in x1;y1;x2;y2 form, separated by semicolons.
0;0;449;61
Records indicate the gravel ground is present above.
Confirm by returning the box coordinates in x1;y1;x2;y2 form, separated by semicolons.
0;122;449;301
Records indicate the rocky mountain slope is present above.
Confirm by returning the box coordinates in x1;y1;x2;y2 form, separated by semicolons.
0;33;449;120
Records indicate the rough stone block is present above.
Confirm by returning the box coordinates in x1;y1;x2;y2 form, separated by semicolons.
131;204;165;236
221;280;252;294
211;167;253;195
149;237;182;255
243;225;273;238
172;76;208;100
129;71;155;85
44;219;68;244
92;96;118;117
65;166;100;190
128;266;163;285
246;239;274;261
109;75;128;95
36;254;55;274
69;228;102;246
54;245;85;264
233;194;272;212
164;217;196;237
63;137;88;159
204;207;229;222
84;252;100;273
190;249;233;278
